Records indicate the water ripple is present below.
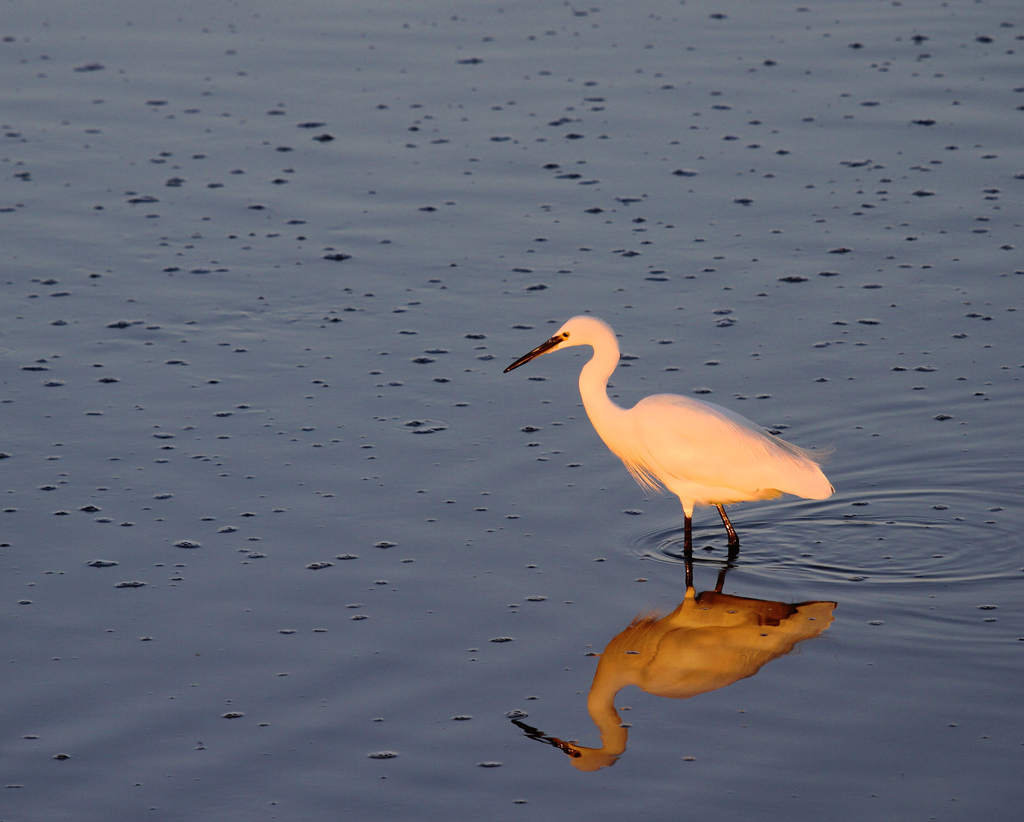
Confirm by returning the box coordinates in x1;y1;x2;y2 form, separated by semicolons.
627;487;1020;585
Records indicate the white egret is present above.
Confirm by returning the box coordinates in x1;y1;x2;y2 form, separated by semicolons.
504;316;833;550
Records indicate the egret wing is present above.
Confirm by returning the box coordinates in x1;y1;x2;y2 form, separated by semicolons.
626;394;830;499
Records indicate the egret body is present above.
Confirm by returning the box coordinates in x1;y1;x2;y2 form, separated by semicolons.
504;316;833;549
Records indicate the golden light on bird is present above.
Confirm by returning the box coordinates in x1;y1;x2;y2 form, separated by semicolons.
505;316;833;550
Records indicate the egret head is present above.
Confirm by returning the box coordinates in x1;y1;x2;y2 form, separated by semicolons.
504;315;614;373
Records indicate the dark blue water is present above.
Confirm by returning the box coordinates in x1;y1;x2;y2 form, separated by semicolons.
2;1;1021;819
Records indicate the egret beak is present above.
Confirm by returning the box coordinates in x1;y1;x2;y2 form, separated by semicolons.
504;334;564;373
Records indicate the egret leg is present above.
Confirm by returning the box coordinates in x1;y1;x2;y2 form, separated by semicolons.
682;514;694;587
716;504;739;550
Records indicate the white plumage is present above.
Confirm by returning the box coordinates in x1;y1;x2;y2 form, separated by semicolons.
505;315;833;549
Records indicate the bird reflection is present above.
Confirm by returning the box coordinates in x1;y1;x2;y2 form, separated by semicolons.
512;560;835;771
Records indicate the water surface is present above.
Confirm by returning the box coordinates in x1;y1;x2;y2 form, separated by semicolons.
2;1;1022;819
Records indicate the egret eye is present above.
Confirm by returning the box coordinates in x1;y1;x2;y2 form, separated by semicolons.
562;332;570;339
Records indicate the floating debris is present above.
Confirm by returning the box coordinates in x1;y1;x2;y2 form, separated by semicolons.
402;419;448;434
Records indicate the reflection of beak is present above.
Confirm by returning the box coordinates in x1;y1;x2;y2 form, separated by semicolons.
504;335;563;373
510;718;581;757
510;717;621;771
550;738;583;758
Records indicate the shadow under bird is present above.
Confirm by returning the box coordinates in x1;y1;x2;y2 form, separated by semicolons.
504;315;833;550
